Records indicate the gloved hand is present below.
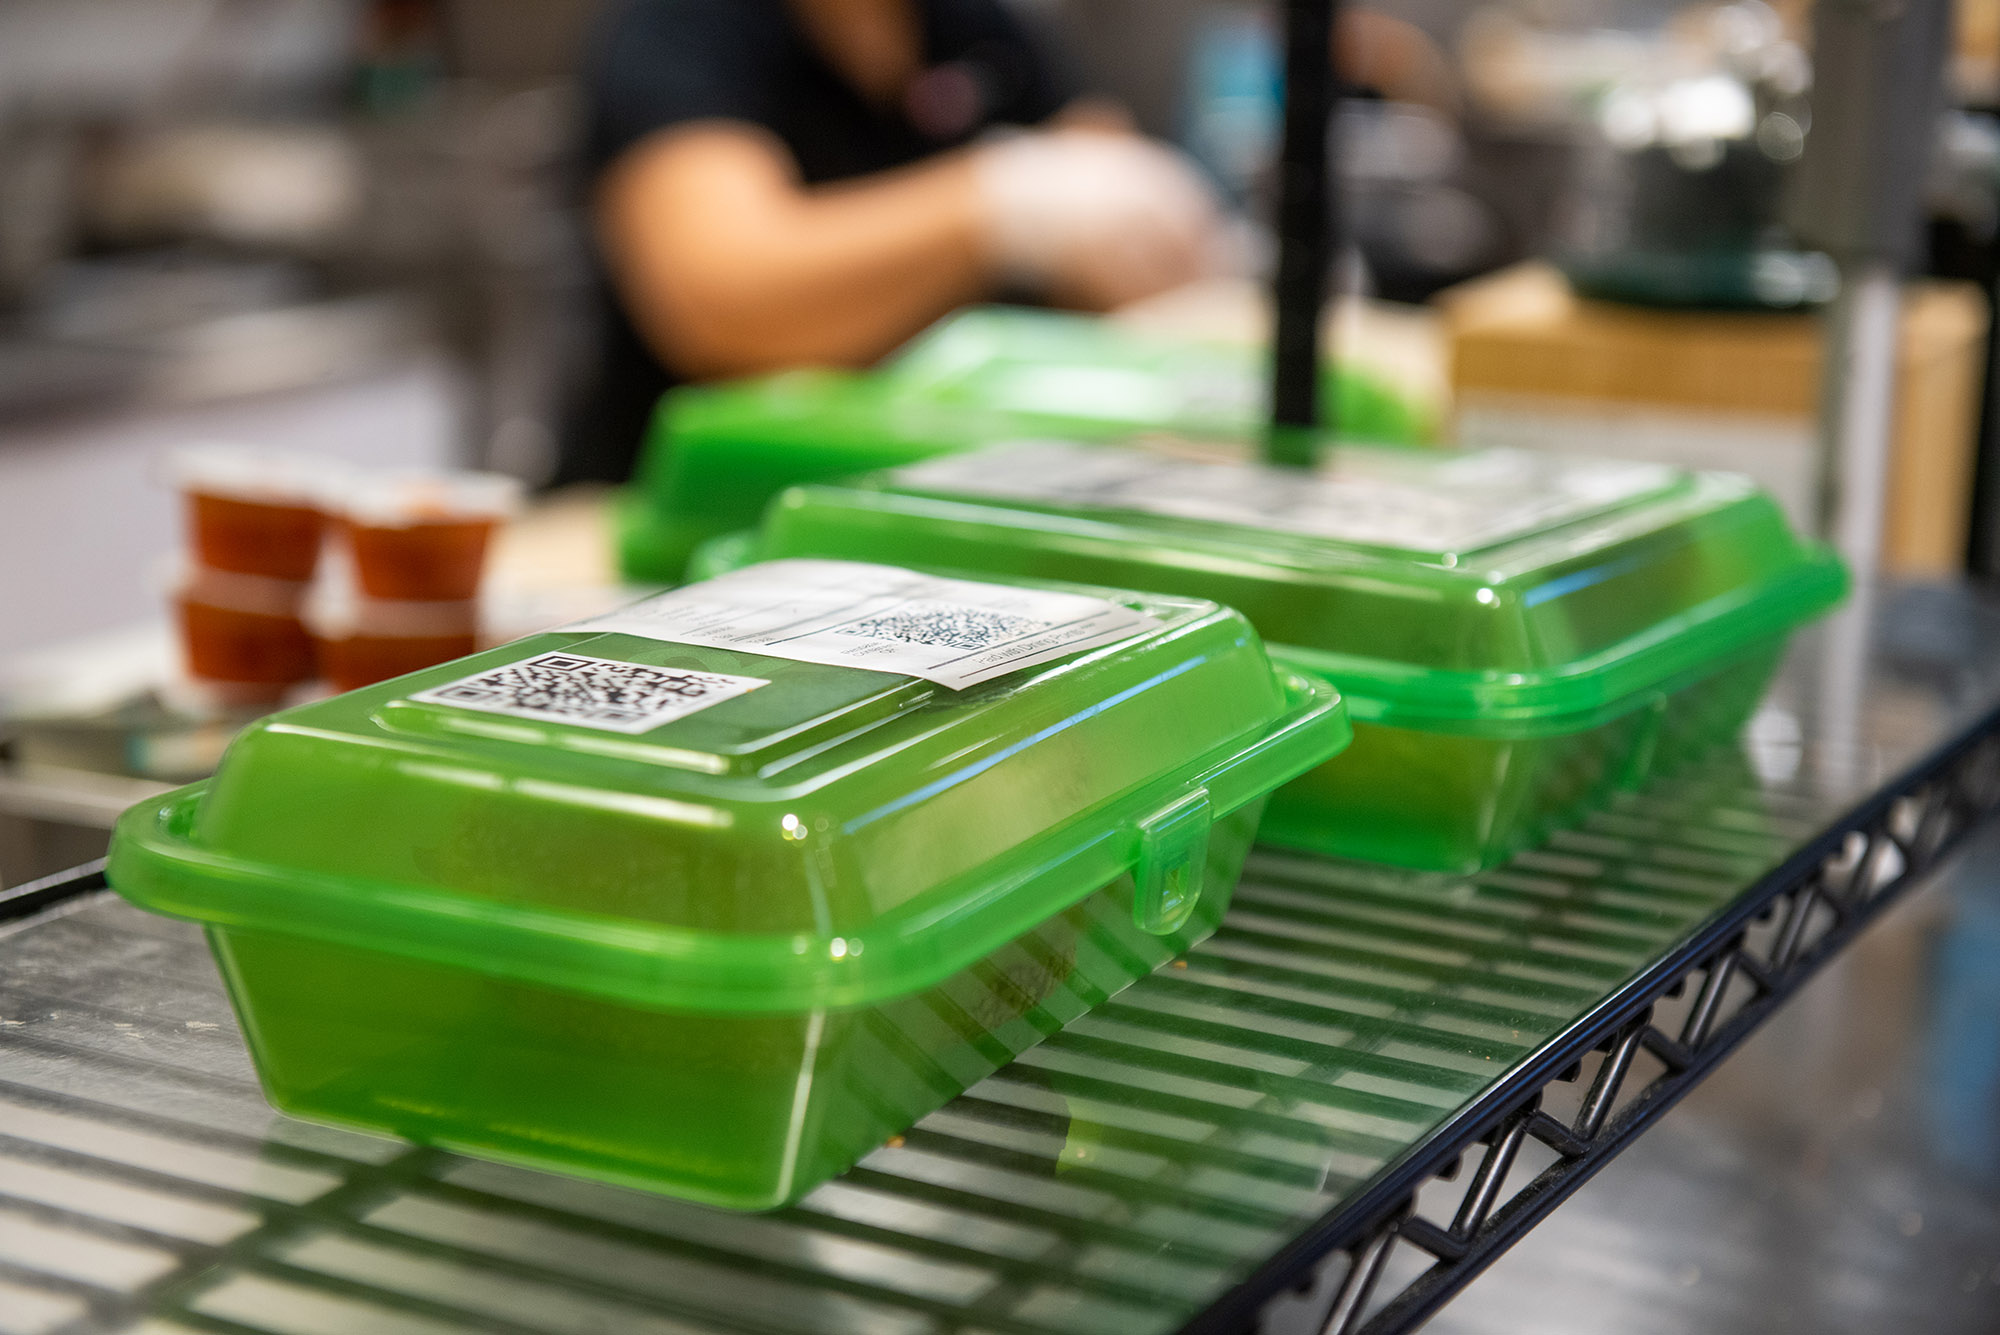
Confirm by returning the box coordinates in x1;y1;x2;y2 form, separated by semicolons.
973;129;1223;309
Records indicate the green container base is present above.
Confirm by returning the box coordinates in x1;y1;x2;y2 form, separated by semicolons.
1260;643;1783;870
209;803;1258;1209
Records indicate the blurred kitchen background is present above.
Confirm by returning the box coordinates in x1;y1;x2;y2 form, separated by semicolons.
4;5;2000;1331
5;0;2000;655
0;0;595;662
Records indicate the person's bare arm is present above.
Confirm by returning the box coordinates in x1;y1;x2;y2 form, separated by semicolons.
596;121;994;379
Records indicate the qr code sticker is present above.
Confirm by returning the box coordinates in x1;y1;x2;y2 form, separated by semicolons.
408;652;767;734
838;600;1049;652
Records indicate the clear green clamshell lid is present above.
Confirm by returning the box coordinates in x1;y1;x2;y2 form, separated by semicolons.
879;305;1432;441
745;440;1849;727
110;560;1347;1013
618;308;1430;582
620;371;1032;580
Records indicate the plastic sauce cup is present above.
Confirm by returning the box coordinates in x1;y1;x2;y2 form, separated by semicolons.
339;473;523;601
308;594;478;693
173;568;316;700
317;629;479;693
168;445;341;582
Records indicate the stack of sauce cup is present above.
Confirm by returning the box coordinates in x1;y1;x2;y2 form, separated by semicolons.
310;472;522;690
167;446;337;707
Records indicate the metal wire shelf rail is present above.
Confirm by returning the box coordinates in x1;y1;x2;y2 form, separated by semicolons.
1197;706;2000;1335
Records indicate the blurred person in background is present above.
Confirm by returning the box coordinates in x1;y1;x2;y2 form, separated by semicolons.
558;0;1224;483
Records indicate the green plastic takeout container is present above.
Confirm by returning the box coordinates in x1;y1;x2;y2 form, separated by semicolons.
722;441;1848;871
618;306;1430;582
879;305;1431;443
617;371;1023;586
108;559;1349;1209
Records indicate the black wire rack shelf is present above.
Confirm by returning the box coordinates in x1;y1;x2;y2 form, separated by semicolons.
4;588;1999;1335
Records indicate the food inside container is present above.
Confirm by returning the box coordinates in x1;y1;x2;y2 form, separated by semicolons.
109;559;1349;1207
167;443;343;582
339;471;523;601
726;439;1848;870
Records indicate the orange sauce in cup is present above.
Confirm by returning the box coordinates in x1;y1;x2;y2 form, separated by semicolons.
343;517;497;601
317;630;479;693
176;596;316;696
188;493;326;581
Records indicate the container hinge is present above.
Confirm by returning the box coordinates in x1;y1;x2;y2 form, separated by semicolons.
1132;788;1212;937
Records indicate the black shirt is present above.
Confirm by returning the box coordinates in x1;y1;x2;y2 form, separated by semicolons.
558;0;1076;485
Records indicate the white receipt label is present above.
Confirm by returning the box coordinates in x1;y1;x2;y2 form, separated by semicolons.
563;560;1162;690
893;440;1678;554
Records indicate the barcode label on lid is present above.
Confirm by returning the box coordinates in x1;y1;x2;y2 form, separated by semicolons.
841;600;1045;650
561;559;1161;690
410;652;767;733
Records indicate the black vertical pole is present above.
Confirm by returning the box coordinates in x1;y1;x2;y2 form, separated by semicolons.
1268;0;1337;465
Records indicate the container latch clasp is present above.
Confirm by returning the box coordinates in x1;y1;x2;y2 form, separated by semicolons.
1133;788;1211;936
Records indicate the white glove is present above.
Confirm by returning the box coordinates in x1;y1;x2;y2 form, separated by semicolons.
973;130;1223;308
